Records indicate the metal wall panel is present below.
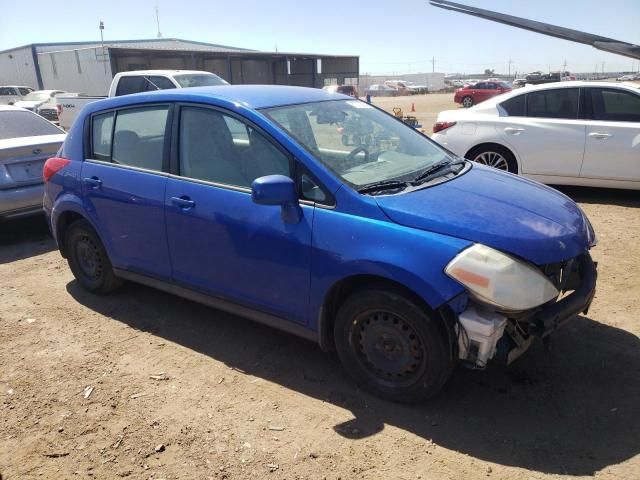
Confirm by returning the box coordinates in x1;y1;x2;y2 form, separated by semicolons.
0;47;39;88
37;48;113;95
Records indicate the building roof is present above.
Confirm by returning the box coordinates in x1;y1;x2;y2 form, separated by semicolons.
0;38;254;55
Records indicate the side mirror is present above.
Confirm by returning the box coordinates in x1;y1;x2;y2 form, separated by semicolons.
251;175;301;224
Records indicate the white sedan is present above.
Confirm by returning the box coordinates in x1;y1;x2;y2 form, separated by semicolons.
432;81;640;190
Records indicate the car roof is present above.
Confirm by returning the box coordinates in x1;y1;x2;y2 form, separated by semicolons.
85;85;352;112
114;70;218;77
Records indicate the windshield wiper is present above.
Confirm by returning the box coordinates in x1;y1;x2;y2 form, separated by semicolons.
357;180;409;195
411;159;466;185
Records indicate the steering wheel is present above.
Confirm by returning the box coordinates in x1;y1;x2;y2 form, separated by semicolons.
346;146;369;165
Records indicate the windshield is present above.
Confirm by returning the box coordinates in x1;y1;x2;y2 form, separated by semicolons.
22;91;51;102
265;100;453;188
0;111;63;139
173;74;228;88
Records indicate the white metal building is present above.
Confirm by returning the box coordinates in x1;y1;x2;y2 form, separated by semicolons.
0;38;359;95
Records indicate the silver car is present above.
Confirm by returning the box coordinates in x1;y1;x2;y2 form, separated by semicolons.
0;106;66;220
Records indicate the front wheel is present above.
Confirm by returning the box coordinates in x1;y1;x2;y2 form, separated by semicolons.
65;219;123;294
334;289;454;403
462;96;474;108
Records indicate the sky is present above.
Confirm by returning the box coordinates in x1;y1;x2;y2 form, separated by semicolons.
1;0;639;75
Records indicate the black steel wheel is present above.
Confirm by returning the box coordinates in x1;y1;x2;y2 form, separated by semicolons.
334;288;454;403
65;219;122;294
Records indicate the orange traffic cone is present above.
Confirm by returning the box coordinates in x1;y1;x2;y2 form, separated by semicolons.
411;102;416;112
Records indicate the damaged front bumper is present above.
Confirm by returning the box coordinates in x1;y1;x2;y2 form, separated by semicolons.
452;253;598;367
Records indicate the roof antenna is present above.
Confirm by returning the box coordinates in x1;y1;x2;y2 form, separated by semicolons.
155;5;162;38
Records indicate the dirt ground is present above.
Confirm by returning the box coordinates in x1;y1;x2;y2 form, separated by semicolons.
1;95;639;479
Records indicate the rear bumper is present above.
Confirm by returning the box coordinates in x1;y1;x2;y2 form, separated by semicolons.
0;183;44;219
531;254;598;338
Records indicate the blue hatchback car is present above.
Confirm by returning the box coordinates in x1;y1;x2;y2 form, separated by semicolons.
44;85;597;402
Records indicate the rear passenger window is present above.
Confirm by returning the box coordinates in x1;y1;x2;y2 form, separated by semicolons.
527;88;579;119
500;95;525;116
590;88;640;122
107;106;168;171
179;107;290;188
115;76;145;96
92;112;114;161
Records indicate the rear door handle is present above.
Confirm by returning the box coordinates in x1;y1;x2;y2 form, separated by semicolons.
171;196;195;209
504;127;525;135
83;176;102;188
588;132;611;139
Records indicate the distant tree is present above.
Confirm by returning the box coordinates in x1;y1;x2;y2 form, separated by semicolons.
484;68;495;76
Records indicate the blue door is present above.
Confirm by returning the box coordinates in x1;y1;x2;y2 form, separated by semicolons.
165;106;313;323
82;106;172;279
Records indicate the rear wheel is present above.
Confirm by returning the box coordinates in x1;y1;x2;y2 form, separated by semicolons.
462;96;474;108
467;145;518;173
334;289;454;403
65;219;122;294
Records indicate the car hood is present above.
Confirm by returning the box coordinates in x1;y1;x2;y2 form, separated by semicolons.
374;164;590;265
13;100;42;109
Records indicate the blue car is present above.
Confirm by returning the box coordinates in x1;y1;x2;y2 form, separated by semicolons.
43;86;597;402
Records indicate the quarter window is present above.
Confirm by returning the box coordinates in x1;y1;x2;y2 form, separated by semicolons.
91;112;114;161
178;107;290;188
500;95;525;116
590;88;640;122
92;106;169;171
527;88;579;119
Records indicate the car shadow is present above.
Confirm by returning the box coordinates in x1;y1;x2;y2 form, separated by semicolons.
66;280;640;476
0;215;55;264
553;185;640;208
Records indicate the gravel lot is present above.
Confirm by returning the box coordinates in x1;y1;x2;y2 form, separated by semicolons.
1;94;639;479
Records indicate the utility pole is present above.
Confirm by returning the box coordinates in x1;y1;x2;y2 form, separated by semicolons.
508;59;512;79
432;56;435;73
155;5;162;38
562;59;567;72
602;61;605;77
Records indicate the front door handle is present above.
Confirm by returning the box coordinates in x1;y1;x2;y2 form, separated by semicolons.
504;127;525;135
171;196;195;209
83;176;102;188
588;132;611;140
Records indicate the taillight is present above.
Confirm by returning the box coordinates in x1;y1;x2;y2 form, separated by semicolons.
43;157;71;182
433;121;457;134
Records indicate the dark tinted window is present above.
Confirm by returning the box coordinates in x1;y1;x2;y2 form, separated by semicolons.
0;110;63;139
146;76;176;91
590;88;640;122
0;87;14;95
474;82;487;89
91;112;114;161
18;88;33;96
115;76;146;96
501;95;526;116
111;106;169;171
527;88;579;119
485;83;497;90
179;107;290;188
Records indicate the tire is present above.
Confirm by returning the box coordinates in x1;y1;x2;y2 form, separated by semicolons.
466;144;518;173
462;96;474;108
65;219;122;294
334;289;454;403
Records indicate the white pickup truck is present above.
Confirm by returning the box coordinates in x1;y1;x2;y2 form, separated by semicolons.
56;70;228;130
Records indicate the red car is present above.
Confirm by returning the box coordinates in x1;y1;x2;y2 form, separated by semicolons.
454;81;511;108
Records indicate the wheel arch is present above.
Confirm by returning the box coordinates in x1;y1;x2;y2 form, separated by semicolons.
464;142;521;174
317;274;458;362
